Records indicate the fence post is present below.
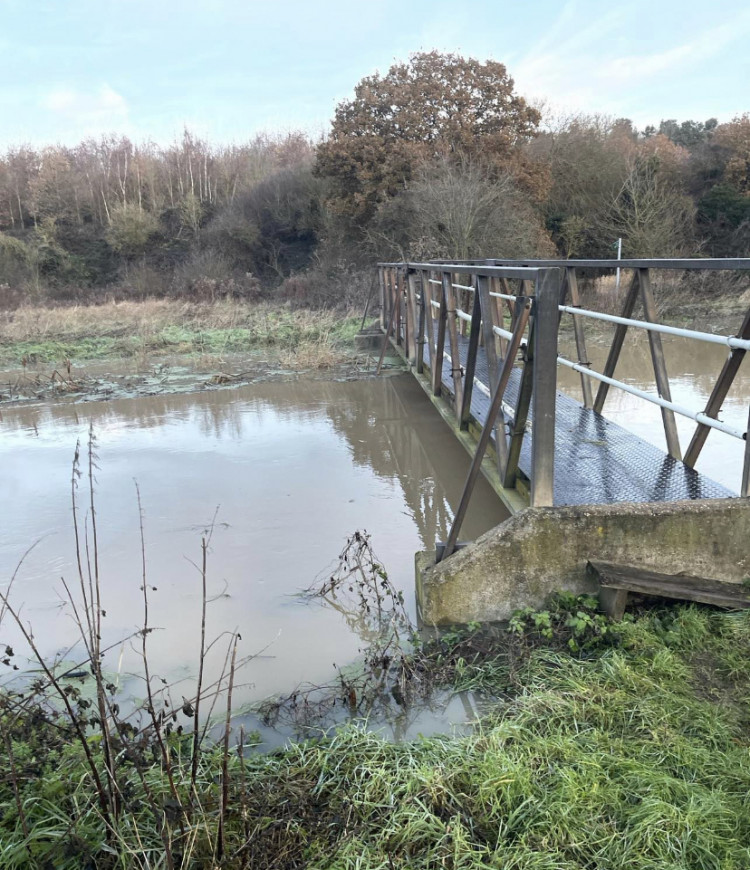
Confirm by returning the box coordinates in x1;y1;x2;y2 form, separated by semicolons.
442;271;464;420
433;272;447;397
639;268;682;460
395;268;403;347
410;271;425;374
530;268;560;508
378;267;386;330
564;267;594;409
458;279;480;429
742;406;750;498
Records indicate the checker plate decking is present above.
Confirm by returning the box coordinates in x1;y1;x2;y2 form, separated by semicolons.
419;332;734;506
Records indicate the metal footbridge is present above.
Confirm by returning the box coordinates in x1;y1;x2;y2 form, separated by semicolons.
376;259;750;560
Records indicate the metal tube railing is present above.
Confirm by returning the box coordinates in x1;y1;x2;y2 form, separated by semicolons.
493;324;516;342
490;291;518;303
427;278;476;292
558;304;750;352
557;356;747;440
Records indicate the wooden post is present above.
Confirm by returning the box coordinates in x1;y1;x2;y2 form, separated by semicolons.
639;268;681;460
442;271;464;420
440;299;532;561
433;274;447;397
684;305;750;468
459;283;481;430
565;267;594;409
593;270;640;414
478;274;509;470
530;268;560;508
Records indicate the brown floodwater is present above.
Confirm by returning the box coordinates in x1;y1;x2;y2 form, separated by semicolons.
0;375;507;739
1;333;748;741
557;329;750;494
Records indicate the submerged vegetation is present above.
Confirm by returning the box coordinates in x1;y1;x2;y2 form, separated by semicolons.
3;506;750;867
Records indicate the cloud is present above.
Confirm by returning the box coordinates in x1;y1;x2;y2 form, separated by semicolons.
511;4;750;124
41;84;129;133
602;14;750;83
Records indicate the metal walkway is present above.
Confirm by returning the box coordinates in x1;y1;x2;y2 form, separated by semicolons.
377;259;750;559
426;332;734;507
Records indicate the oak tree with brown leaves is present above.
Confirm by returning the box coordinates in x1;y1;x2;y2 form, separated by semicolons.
315;51;543;223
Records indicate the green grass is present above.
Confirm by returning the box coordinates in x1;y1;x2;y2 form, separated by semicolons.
0;320;361;365
3;603;750;867
0;303;362;366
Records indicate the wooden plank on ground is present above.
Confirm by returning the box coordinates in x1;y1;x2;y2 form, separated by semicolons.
587;560;750;620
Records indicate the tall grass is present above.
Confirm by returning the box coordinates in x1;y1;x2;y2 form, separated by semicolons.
0;299;362;367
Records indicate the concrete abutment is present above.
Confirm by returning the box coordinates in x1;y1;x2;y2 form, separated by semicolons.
416;498;750;625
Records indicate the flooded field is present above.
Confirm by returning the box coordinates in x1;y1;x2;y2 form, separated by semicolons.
0;375;507;739
1;331;748;740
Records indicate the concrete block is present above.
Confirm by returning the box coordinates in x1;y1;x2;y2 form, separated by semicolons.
416;498;750;626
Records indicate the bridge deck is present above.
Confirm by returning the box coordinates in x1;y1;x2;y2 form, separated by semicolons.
422;334;734;506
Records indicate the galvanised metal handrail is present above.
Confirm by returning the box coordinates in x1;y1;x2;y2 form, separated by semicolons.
558;304;750;352
557;356;746;440
376;259;750;552
418;257;750;271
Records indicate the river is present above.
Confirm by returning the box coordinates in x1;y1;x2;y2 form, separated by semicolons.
1;334;748;739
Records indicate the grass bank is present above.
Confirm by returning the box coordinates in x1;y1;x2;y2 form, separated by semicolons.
0;299;362;369
2;599;750;868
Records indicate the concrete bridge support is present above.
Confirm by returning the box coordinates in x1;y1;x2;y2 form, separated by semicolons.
416;498;750;626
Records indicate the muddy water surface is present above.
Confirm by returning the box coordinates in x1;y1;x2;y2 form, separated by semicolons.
2;334;748;740
0;375;506;737
558;331;750;493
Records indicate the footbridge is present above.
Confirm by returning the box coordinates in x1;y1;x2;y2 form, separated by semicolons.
373;258;750;624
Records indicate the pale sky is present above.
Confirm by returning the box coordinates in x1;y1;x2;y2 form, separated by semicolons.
1;0;748;148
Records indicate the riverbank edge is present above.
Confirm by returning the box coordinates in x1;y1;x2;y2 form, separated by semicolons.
2;600;750;868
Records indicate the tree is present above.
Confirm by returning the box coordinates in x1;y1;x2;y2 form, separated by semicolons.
315;51;543;223
714;114;750;194
604;156;695;257
527;114;633;256
655;118;718;149
105;204;159;256
369;157;552;261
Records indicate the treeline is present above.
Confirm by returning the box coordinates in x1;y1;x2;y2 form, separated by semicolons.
0;52;748;307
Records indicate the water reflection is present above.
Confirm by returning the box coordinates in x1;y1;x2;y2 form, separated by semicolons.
0;375;507;732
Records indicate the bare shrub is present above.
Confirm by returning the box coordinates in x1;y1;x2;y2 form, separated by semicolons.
170;250;263;301
278;264;373;309
369;156;554;262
